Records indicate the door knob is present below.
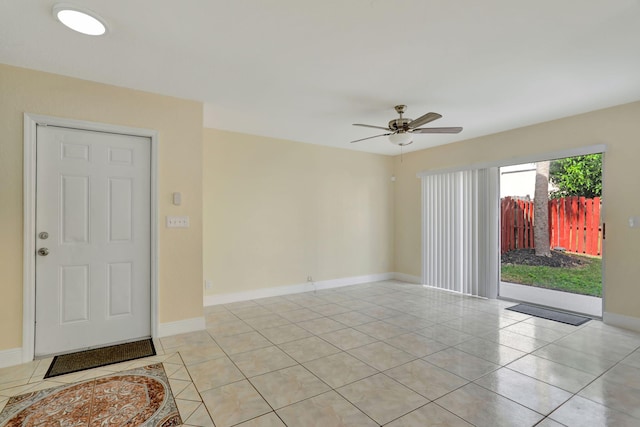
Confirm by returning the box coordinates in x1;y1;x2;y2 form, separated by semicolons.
37;248;49;256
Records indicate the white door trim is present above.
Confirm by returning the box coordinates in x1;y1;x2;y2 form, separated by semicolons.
23;113;159;363
416;144;607;178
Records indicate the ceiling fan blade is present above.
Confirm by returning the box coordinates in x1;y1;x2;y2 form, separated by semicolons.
407;112;442;129
353;123;391;131
350;133;392;143
411;127;463;134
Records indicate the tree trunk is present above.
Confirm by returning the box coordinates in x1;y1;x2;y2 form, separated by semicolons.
534;161;551;257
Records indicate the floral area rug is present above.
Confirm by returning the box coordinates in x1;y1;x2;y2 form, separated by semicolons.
0;364;181;427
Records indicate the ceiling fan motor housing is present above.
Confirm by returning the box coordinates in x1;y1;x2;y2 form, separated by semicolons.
388;118;411;131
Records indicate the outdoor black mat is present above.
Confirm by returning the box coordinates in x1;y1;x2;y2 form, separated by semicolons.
507;303;591;326
44;338;156;379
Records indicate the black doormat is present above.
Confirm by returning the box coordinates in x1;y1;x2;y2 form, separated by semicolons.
507;303;591;326
44;339;156;379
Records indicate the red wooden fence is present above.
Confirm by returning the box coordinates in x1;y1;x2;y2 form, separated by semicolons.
501;196;602;256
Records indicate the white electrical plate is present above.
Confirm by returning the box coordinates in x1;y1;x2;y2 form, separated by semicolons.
166;215;189;228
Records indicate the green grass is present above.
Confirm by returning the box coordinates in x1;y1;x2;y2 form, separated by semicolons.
501;255;602;297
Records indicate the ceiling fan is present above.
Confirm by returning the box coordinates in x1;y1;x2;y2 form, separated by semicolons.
351;105;462;146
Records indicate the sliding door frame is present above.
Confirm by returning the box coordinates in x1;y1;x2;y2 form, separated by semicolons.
417;144;607;301
495;144;607;315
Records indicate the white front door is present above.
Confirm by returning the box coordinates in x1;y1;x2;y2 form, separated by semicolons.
35;125;151;356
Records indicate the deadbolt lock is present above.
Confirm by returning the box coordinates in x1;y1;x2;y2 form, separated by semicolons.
37;248;49;256
39;231;49;239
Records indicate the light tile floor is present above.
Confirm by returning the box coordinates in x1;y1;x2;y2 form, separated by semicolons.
2;281;640;426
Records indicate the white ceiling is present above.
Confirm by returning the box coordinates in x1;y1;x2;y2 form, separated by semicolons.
2;1;640;155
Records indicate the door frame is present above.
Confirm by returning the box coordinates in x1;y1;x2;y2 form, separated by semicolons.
495;145;607;317
22;113;159;362
417;144;607;305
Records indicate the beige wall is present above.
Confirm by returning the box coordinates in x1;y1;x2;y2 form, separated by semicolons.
4;63;639;356
203;128;395;295
0;64;204;351
394;101;640;319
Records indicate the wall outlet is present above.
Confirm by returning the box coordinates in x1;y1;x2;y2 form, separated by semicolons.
166;216;189;228
205;280;212;290
307;276;313;282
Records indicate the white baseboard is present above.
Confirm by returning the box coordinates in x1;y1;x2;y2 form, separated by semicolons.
603;312;640;332
0;347;23;369
315;273;395;290
393;272;422;284
3;317;205;367
500;282;602;317
204;273;396;306
158;316;206;338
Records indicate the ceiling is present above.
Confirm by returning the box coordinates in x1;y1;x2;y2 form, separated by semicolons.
2;1;640;155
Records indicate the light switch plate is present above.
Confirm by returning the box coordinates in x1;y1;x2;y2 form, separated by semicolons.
166;216;189;228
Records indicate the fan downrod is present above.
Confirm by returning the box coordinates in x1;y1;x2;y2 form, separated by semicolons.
389;105;411;131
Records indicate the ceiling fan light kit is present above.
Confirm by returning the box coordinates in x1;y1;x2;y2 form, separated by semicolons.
351;104;463;146
388;132;413;146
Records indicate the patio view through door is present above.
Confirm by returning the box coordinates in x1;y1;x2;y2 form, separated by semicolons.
498;153;604;317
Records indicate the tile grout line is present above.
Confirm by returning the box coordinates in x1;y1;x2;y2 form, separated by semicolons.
216;307;383;426
204;293;424;426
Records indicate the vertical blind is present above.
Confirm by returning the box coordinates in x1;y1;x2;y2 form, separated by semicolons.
421;168;499;298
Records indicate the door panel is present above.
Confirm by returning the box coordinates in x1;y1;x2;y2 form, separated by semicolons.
60;265;89;323
35;126;151;356
61;175;90;243
108;177;133;241
107;262;132;316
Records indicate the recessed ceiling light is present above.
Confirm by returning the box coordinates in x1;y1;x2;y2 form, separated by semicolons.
53;4;107;36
